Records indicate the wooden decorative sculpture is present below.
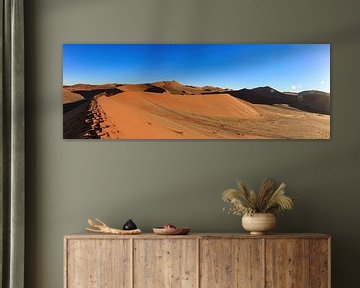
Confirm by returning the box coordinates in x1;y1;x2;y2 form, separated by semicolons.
86;218;142;235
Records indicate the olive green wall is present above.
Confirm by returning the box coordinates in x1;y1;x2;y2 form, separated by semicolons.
25;0;360;287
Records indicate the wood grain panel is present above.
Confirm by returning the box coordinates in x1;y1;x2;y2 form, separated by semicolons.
64;234;330;288
133;239;197;288
200;239;264;288
66;239;131;288
310;239;330;288
265;239;310;288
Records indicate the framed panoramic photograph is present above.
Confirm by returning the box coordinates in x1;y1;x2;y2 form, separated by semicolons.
63;44;330;139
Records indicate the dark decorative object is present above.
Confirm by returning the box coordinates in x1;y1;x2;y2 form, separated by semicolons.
123;219;137;230
86;218;141;235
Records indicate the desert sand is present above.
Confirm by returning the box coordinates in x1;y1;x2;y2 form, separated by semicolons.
63;81;330;139
63;88;85;104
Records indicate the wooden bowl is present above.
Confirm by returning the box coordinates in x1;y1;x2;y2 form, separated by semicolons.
153;227;190;235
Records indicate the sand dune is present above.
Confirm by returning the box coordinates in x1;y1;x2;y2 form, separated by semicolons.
120;84;155;92
119;81;223;95
137;92;260;118
152;80;202;94
93;92;261;139
63;88;85;104
152;80;224;95
63;82;330;139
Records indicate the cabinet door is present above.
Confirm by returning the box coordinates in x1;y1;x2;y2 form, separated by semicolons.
66;239;131;288
266;239;310;288
309;239;330;288
200;239;264;288
134;239;198;288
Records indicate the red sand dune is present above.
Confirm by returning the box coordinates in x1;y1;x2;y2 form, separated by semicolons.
63;82;330;139
152;80;223;95
63;88;84;104
140;92;260;118
94;91;260;139
120;84;154;92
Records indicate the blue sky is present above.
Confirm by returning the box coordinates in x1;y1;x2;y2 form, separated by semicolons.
63;44;330;92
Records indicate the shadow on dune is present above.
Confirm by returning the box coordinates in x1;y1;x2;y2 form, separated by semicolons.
63;100;91;139
63;87;123;115
63;99;87;113
73;87;123;100
144;85;166;93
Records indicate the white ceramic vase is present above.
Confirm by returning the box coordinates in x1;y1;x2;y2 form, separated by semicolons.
242;213;276;235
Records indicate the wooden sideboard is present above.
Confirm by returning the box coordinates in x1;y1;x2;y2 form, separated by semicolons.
64;233;330;288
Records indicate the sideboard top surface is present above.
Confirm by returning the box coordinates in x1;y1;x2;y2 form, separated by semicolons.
64;232;330;240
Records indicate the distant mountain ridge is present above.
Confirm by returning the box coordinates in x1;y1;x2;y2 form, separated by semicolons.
223;86;297;105
252;86;298;104
291;90;330;115
206;86;329;115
